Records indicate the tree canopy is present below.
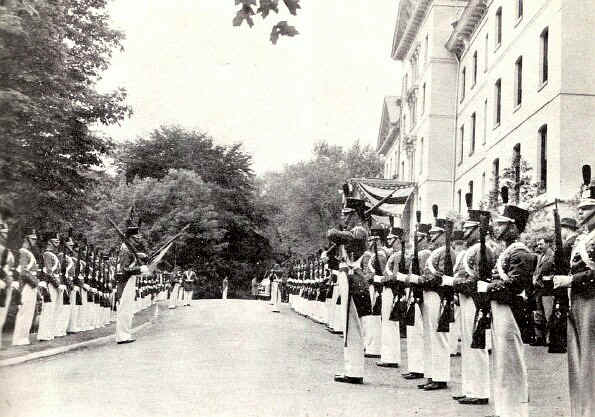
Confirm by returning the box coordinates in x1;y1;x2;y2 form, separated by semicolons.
0;0;131;228
258;140;383;257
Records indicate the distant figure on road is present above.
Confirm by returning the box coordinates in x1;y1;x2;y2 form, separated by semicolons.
222;277;229;300
251;277;258;300
182;270;195;307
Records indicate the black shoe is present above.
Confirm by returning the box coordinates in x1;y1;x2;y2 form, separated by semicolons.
417;379;432;389
530;337;546;347
459;397;489;405
423;381;448;390
117;339;136;345
402;372;424;380
376;361;399;368
450;352;461;357
364;353;380;358
334;374;364;384
452;394;466;400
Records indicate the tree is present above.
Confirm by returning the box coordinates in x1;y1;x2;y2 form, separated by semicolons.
258;139;383;257
86;169;222;271
233;0;300;44
116;125;275;296
0;0;131;228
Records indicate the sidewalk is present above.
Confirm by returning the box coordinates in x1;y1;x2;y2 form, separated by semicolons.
0;302;162;367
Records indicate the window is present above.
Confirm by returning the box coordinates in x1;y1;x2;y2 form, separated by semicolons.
472;51;478;86
425;34;429;62
394;150;398;177
401;161;405;179
484;33;489;70
517;0;523;20
483;99;488;143
460;67;466;101
540;28;549;85
411;100;417;128
457;189;462;213
493;158;500;195
515;56;523;106
422;83;426;114
481;172;486;198
419;138;424;174
410;151;416;181
468;181;474;209
539;125;548;190
458;124;465;164
494;79;501;126
470;113;476;155
495;8;502;48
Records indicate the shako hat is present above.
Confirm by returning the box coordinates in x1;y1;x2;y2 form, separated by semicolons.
493;186;530;233
578;165;595;209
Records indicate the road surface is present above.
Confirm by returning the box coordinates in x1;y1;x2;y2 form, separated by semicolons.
0;300;570;417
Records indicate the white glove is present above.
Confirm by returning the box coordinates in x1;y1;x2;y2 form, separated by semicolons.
38;281;48;289
0;280;6;290
441;276;454;286
553;275;573;289
396;272;408;282
83;284;91;291
373;275;383;283
543;275;552;282
11;281;20;290
477;281;489;293
59;284;67;290
409;274;420;285
140;265;149;275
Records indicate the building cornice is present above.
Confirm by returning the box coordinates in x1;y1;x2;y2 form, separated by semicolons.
445;0;488;56
392;0;432;61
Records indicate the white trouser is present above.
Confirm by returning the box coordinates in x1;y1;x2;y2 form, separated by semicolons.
449;303;461;355
37;285;57;341
328;284;338;329
338;271;364;378
12;284;37;346
459;293;490;399
116;276;137;343
184;290;193;305
67;288;81;333
421;290;450;382
222;287;228;300
335;290;345;333
380;288;401;364
54;287;71;337
168;284;179;308
272;283;281;312
362;315;381;356
406;302;424;374
0;285;12;346
77;288;88;331
490;300;528;417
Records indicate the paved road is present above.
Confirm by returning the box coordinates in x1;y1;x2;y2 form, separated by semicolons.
0;300;570;417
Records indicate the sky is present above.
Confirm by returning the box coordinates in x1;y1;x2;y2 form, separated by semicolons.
99;0;402;174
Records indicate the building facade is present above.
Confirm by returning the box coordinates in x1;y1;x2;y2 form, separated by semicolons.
378;0;594;226
447;0;595;216
378;0;467;231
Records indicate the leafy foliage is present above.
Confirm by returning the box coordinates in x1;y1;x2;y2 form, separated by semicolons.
233;0;300;44
258;140;383;258
0;0;131;229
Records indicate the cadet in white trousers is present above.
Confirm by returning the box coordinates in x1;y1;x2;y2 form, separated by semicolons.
12;230;40;346
451;205;492;405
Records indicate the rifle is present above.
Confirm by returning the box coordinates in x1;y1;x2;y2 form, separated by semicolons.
548;199;569;353
73;244;83;305
59;235;70;305
389;233;408;322
32;237;52;303
437;220;454;332
471;214;492;349
147;224;190;263
405;210;423;326
106;217;141;264
0;236;11;307
9;224;25;307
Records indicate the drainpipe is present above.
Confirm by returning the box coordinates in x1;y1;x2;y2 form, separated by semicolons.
452;51;461;213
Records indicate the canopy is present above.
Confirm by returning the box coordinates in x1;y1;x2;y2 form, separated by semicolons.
346;178;415;224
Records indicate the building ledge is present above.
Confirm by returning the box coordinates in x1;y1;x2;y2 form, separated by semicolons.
445;0;488;56
392;0;432;61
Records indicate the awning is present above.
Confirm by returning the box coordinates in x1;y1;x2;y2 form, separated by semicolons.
346;178;416;224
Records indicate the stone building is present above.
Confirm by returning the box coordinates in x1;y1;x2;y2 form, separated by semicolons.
378;0;594;228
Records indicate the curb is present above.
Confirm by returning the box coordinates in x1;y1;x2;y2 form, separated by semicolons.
0;321;153;368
